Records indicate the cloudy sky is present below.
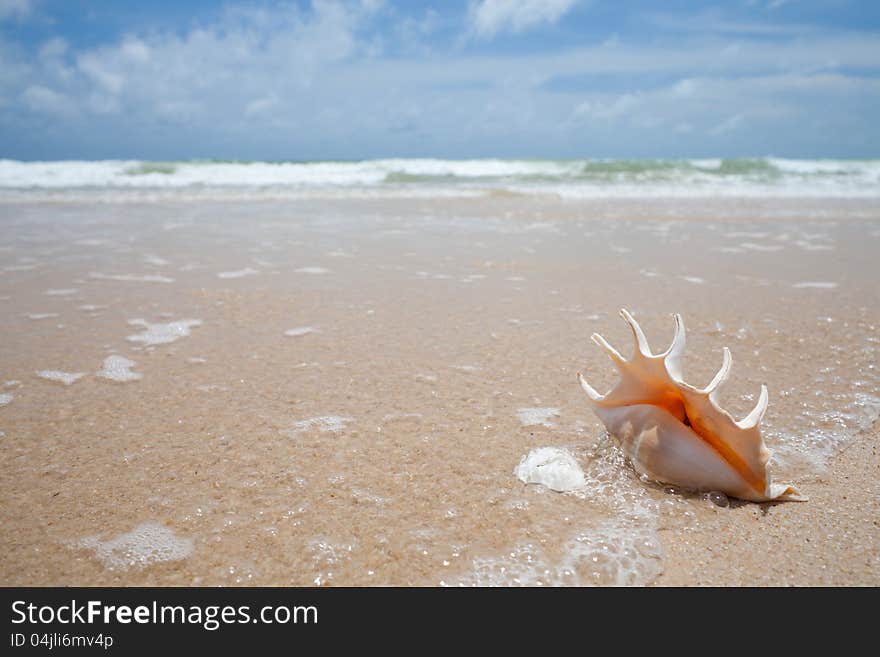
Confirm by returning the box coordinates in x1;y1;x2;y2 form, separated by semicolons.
1;0;878;160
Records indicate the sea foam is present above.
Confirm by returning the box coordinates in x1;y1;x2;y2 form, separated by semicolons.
126;319;202;346
514;447;586;492
217;268;259;279
284;327;317;337
37;370;85;385
284;416;352;436
97;355;142;382
516;407;560;427
75;522;193;570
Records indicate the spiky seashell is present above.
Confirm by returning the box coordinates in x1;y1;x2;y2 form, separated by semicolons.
578;309;806;503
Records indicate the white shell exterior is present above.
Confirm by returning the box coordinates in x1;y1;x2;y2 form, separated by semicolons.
578;309;805;503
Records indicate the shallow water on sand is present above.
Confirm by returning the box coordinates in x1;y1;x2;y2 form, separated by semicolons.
1;196;878;585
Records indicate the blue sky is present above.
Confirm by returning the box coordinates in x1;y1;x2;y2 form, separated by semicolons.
1;0;878;160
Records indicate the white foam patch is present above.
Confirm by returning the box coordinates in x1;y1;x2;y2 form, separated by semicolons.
450;364;481;373
0;393;12;406
37;370;85;385
97;355;142;382
144;254;170;266
795;240;833;251
217;268;259;279
45;288;78;296
74;522;193;570
295;267;330;274
793;281;838;289
284;415;352;436
90;272;174;283
284;326;317;337
680;276;705;285
459;520;663;587
516;407;560;427
514;447;586;492
739;242;784;252
26;313;59;320
771;392;880;473
78;304;107;311
126;319;202;346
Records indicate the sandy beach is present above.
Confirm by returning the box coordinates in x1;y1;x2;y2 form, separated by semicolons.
0;189;877;586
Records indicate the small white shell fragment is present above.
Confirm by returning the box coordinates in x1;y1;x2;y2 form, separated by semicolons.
514;447;586;492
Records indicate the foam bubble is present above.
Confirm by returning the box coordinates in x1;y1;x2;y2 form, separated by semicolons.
217;268;259;279
97;355;142;382
284;327;317;337
514;447;586;492
74;522;193;570
740;243;784;252
45;288;78;296
37;370;85;385
460;520;663;587
793;281;838;289
680;276;705;285
90;272;174;283
284;415;352;436
26;313;59;320
516;407;560;427
126;318;202;346
0;393;12;406
295;267;330;274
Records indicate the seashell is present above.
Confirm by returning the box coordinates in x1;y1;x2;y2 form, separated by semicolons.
578;309;806;503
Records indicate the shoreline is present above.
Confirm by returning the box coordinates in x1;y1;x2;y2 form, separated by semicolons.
1;195;878;586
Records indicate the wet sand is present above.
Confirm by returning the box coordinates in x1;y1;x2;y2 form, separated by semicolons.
1;194;878;586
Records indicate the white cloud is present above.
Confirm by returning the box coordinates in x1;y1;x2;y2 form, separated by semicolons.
710;113;747;135
39;38;68;60
0;0;33;21
1;1;879;158
244;94;279;118
120;37;151;64
21;84;74;116
469;0;579;39
573;93;641;120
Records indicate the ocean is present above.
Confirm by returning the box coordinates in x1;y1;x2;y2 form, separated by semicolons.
1;157;879;199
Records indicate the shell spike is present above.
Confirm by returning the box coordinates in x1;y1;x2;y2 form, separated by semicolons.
577;372;604;402
704;347;732;400
737;384;769;429
591;333;626;368
664;313;686;380
619;308;652;357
